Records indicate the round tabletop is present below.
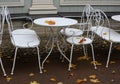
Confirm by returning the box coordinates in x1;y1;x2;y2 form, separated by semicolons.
111;15;120;21
34;17;78;27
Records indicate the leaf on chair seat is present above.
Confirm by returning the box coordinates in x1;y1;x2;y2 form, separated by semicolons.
30;81;40;84
79;38;86;43
91;61;102;66
103;32;107;35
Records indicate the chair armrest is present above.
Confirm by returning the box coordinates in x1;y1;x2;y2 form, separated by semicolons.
11;16;33;29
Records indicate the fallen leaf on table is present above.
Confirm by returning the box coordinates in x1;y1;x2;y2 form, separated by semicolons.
30;81;39;84
89;75;96;79
77;56;89;61
90;79;100;83
6;76;12;82
103;32;107;35
50;77;56;82
29;73;35;77
91;61;102;66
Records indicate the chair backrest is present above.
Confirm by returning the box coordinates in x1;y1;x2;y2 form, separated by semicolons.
4;6;14;36
0;6;6;44
90;9;110;39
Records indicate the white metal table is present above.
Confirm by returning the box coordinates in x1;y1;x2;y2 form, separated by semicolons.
111;15;120;21
34;17;78;69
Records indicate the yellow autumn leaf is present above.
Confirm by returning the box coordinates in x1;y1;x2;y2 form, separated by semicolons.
76;79;84;84
112;70;116;74
30;81;39;84
91;61;102;66
6;76;12;82
57;82;63;84
110;61;116;64
90;79;100;83
43;69;47;73
70;64;76;69
77;56;89;61
89;75;96;79
50;77;56;82
29;73;35;77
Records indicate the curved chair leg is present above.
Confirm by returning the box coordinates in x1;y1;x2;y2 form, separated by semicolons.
106;42;113;68
83;45;88;56
0;58;6;76
90;44;97;69
11;47;18;75
68;44;74;71
36;47;42;73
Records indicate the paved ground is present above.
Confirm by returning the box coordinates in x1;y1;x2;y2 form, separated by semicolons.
0;18;120;84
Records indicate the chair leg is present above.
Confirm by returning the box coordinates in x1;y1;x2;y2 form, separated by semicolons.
36;47;42;73
11;47;18;75
90;44;97;69
0;58;6;76
68;44;74;71
83;45;88;56
106;42;113;68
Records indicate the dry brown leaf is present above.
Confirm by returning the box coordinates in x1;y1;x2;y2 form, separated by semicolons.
69;73;74;77
112;70;116;74
91;61;102;66
83;78;87;82
89;75;96;79
30;81;39;84
50;77;56;82
77;56;89;61
76;79;84;84
103;32;107;35
46;60;50;63
29;73;35;77
57;82;63;84
90;79;100;83
43;69;47;73
6;76;12;82
70;64;76;69
110;61;116;64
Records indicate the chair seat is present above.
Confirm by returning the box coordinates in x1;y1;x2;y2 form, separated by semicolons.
66;36;92;45
11;29;40;48
90;26;120;43
60;28;83;37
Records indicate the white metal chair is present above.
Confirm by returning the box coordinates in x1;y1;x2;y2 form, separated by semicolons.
4;6;42;75
60;4;94;37
90;9;120;68
66;10;101;70
0;6;7;76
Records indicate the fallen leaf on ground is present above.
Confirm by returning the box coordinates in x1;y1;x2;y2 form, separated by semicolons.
43;69;47;73
70;64;76;69
57;82;63;84
112;70;116;74
50;77;56;82
30;81;39;84
46;60;50;63
91;61;102;66
77;56;89;61
90;79;100;83
29;73;35;77
110;61;116;64
76;79;84;84
6;76;12;82
89;75;96;79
